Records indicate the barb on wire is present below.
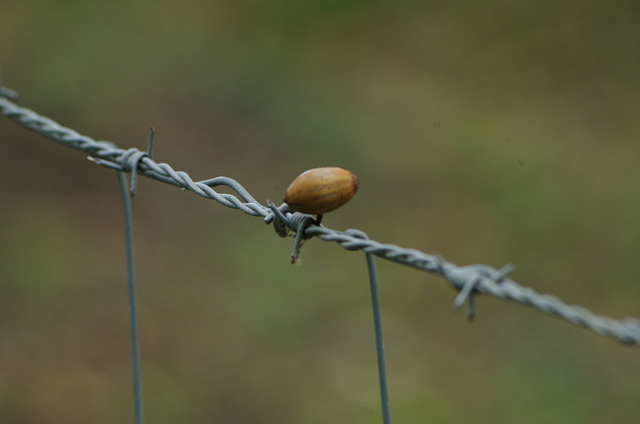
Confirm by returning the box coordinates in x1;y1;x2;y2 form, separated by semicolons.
2;89;640;346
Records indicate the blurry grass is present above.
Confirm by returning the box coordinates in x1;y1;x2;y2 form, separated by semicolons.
1;0;640;423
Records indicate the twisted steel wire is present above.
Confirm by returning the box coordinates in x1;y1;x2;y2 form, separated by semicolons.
2;91;640;346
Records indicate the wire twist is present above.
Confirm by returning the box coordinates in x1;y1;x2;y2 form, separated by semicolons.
2;90;640;346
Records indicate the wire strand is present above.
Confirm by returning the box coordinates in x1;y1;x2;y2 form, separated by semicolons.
2;92;640;346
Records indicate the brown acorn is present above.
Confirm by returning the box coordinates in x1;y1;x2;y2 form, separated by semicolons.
284;167;359;215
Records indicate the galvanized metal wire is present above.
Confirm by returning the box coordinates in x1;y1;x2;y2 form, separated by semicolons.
2;90;640;346
117;170;145;424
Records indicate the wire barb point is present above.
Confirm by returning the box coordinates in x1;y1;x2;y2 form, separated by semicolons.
119;148;150;197
3;93;640;345
290;214;317;264
147;127;155;160
450;263;516;320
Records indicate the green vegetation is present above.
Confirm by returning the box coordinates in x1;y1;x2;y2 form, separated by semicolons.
1;1;639;422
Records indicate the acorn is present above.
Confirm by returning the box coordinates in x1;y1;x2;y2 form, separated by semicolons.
284;167;359;216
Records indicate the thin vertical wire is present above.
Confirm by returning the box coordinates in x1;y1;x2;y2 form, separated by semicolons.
117;171;145;424
365;252;391;424
2;93;640;345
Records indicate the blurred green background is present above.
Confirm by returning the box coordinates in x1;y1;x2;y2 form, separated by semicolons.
1;1;640;423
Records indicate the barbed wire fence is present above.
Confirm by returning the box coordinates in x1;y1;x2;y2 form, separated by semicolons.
2;86;640;422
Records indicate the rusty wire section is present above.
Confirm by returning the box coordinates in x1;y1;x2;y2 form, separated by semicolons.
2;90;640;346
